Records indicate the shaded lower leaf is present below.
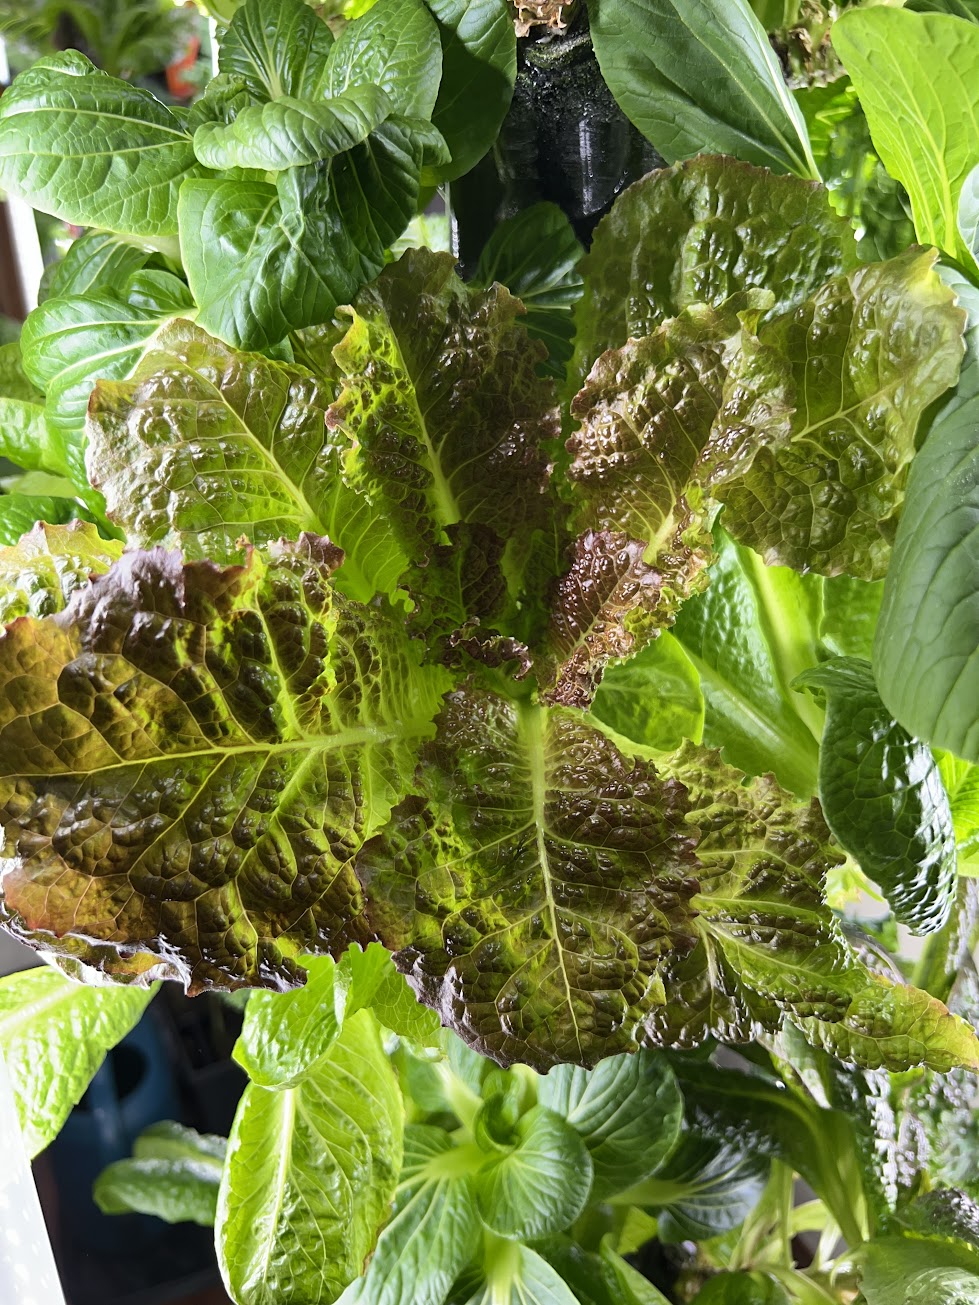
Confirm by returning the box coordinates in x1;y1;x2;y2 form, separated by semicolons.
797;657;957;934
590;632;704;754
94;1121;226;1226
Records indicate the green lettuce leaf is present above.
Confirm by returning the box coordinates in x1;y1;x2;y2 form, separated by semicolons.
217;1008;403;1305
796;657;957;934
834;7;979;272
590;633;705;754
0;492;84;545
587;0;817;177
86;319;404;602
39;231;152;304
465;1244;580;1305
858;1234;979;1304
940;754;979;871
94;1121;226;1226
0;521;123;622
326;0;443;119
0;51;205;237
217;0;335;102
569;156;857;393
0;538;448;990
0;964;156;1157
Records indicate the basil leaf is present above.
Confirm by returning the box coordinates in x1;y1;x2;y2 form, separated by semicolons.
475;1104;593;1239
796;657;957;935
0;52;204;237
538;1051;683;1200
0;966;155;1157
217;1010;403;1305
586;0;817;177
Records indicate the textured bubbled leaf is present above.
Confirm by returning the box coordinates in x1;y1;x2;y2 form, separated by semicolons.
326;0;442;119
217;1009;403;1305
336;1124;480;1305
708;247;966;580
586;0;816;177
796;657;957;935
0;521;123;623
538;1050;683;1200
833;7;979;272
541;530;666;708
327;250;556;584
218;0;334;102
192;83;393;172
359;688;702;1069
874;272;979;763
424;0;516;183
94;1121;226;1226
86;319;404;602
0;539;447;990
569;156;857;393
0;965;155;1157
0;52;205;237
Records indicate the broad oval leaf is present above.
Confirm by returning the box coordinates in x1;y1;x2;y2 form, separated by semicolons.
326;0;443;119
192;84;393;172
218;0;335;102
0;965;155;1157
586;0;817;177
796;657;957;935
475;1104;593;1240
39;231;151;304
538;1050;683;1200
94;1121;226;1226
464;1244;580;1305
217;1009;403;1305
0;52;205;236
0;539;448;990
874;272;979;762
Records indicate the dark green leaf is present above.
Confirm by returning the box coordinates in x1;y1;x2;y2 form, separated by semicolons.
0;52;204;236
0;965;155;1157
586;0;817;176
692;1273;790;1304
218;0;335;102
473;202;583;378
327;0;443;119
424;0;516;182
797;657;957;934
538;1050;683;1199
635;1131;770;1242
